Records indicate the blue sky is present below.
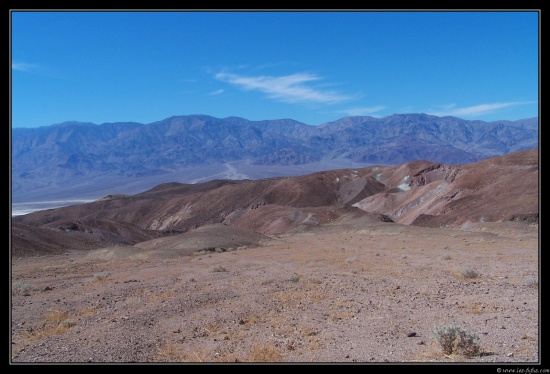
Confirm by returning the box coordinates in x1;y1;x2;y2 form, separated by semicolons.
11;10;539;128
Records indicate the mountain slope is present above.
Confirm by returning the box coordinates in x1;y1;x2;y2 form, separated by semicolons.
11;147;538;257
11;114;538;203
353;147;539;227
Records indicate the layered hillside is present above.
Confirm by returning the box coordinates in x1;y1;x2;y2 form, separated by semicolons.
11;147;538;257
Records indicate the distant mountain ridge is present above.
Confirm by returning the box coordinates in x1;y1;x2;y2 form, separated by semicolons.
11;113;538;203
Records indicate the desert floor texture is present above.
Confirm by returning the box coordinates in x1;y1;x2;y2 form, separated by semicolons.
11;216;539;364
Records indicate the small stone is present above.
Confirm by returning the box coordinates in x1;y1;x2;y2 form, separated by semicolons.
407;332;417;337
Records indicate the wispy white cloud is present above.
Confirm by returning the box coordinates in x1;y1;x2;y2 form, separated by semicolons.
435;103;457;111
215;72;353;104
12;62;38;71
428;101;537;117
207;89;224;96
338;106;386;116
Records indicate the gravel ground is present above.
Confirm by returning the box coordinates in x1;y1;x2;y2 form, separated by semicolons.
11;220;539;364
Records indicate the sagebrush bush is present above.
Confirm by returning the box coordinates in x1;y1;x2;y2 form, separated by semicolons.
94;271;111;280
289;273;300;283
523;276;538;287
460;268;480;279
211;265;227;273
433;324;481;357
12;281;37;296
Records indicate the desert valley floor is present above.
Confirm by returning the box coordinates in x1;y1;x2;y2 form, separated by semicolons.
11;217;539;364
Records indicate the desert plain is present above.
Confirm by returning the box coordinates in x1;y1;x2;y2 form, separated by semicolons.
10;148;540;364
11;218;539;363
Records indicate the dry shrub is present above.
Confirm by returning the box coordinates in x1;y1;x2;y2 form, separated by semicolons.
460;268;481;279
211;265;227;273
433;324;480;357
94;271;111;280
523;276;538;287
12;282;37;296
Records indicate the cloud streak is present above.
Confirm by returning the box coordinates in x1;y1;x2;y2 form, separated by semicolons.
339;106;386;116
215;72;353;104
208;89;224;96
12;62;38;72
428;101;537;117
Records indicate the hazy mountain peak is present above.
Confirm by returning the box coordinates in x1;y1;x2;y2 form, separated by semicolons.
11;113;538;204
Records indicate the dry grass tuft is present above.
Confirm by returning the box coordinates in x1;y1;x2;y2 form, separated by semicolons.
246;342;284;362
18;309;76;344
155;342;185;362
12;304;106;358
148;289;176;303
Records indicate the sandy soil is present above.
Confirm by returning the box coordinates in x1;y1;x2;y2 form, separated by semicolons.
10;218;539;364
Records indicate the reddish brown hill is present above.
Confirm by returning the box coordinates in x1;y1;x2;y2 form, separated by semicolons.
11;221;110;257
11;147;538;257
353;147;539;228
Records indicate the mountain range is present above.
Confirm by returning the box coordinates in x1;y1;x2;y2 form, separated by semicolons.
11;113;538;204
